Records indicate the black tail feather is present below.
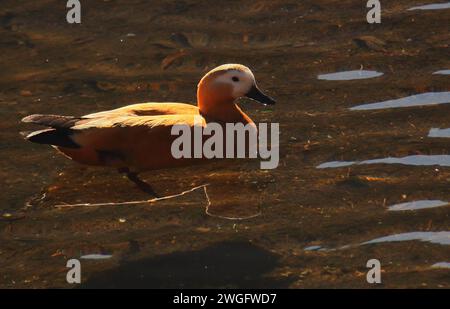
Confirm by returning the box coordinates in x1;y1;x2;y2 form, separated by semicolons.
26;128;80;148
22;114;80;129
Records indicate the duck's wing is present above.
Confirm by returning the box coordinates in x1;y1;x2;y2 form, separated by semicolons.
83;102;199;118
71;113;204;130
60;114;205;169
22;111;203;149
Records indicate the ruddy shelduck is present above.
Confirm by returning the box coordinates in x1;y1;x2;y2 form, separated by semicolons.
22;64;276;196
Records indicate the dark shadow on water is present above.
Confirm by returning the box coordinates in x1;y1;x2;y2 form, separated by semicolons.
81;241;292;289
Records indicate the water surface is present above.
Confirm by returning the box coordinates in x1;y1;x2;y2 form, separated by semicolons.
1;0;449;289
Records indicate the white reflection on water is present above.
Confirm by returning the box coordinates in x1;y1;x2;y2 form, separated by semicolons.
433;69;450;75
317;155;450;169
313;232;450;252
431;262;450;269
408;2;450;10
304;245;322;251
80;254;113;260
388;200;448;211
362;232;450;246
350;92;450;111
429;128;450;138
316;161;355;169
318;70;383;81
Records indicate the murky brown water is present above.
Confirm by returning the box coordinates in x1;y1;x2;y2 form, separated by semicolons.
1;0;449;288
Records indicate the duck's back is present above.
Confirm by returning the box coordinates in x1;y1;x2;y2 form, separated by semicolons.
84;102;199;118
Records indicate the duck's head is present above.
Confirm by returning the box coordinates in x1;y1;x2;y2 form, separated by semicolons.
197;64;276;110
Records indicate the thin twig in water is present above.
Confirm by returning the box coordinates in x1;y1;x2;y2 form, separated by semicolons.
54;184;262;221
25;192;47;208
203;186;262;221
54;184;209;208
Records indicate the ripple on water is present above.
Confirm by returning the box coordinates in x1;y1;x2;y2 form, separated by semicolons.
80;254;113;260
317;70;383;81
431;262;450;269
433;69;450;75
388;200;449;211
408;2;450;11
350;92;450;111
316;161;355;169
428;128;450;138
317;154;450;169
304;245;322;251
362;231;450;246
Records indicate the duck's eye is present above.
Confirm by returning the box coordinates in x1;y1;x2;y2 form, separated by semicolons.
231;76;240;82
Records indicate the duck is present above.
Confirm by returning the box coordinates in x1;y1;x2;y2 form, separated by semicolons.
22;64;276;196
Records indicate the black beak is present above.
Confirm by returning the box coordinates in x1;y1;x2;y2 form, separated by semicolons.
245;85;276;106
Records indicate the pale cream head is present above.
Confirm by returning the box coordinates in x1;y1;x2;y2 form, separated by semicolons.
208;64;256;99
198;64;275;105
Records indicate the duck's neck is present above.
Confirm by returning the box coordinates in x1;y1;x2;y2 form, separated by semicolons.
200;101;253;124
197;84;254;125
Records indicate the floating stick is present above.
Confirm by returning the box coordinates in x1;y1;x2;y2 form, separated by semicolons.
54;184;209;208
53;184;261;220
203;186;262;221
